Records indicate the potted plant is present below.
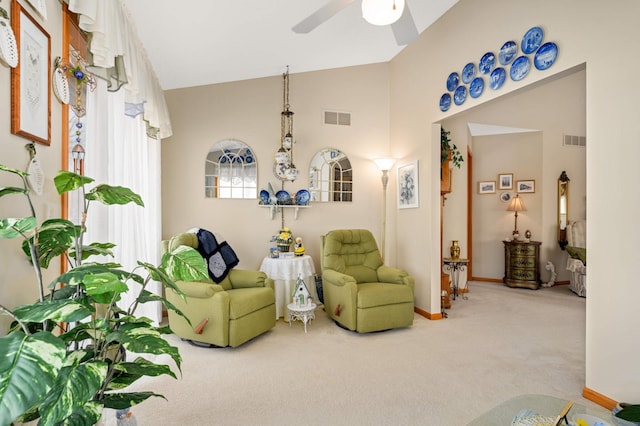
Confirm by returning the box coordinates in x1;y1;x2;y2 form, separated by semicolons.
441;127;463;168
0;165;209;425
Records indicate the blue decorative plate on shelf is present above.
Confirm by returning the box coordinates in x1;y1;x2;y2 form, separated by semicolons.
479;52;496;74
534;41;558;70
446;72;460;92
489;67;506;90
510;55;531;81
521;26;544;54
461;62;476;84
296;189;311;205
275;190;291;204
499;40;518;65
469;77;485;98
260;189;270;204
440;93;452;112
453;85;467;106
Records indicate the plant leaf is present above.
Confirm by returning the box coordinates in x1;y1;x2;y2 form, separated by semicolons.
0;186;28;198
54;170;95;194
107;323;182;369
86;184;144;206
137;289;191;326
0;331;66;426
164;245;209;281
101;391;165;410
22;218;79;268
109;357;177;389
0;217;36;239
83;272;128;304
71;242;116;260
13;299;94;323
56;401;103;426
0;164;29;176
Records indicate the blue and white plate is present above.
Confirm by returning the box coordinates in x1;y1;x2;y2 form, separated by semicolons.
521;26;544;54
453;85;467;106
510;55;531;81
479;52;496;74
534;42;558;70
260;189;270;204
469;77;485;98
296;189;311;205
446;72;460;92
276;190;291;203
499;40;518;66
489;67;506;90
440;93;452;112
461;62;476;84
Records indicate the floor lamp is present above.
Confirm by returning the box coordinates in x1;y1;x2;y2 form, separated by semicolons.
374;158;396;261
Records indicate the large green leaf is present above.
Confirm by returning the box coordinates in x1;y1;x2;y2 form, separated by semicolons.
0;186;28;198
109;357;177;389
84;272;128;304
101;391;164;410
52;263;143;290
13;299;94;323
0;217;36;239
0;331;66;426
71;242;116;261
22;218;79;268
54;170;95;194
38;361;108;426
137;289;191;326
0;164;29;176
164;245;209;281
106;323;181;369
86;184;144;207
56;401;103;426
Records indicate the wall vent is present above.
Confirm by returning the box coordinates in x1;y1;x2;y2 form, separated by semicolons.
563;134;586;147
324;110;351;126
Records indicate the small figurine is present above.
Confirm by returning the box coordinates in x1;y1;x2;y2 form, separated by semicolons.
294;236;305;256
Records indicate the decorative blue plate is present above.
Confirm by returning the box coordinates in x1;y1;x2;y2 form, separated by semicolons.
276;190;291;203
440;93;452;112
489;67;506;90
469;77;485;98
521;26;544;54
534;41;558;70
446;72;460;92
510;55;531;81
461;62;476;84
479;52;496;74
499;40;518;65
453;85;467;106
260;189;270;204
296;189;311;205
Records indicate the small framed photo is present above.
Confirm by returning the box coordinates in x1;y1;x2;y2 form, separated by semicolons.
24;0;47;20
500;191;512;203
397;160;419;209
478;181;496;194
516;180;536;193
498;173;513;190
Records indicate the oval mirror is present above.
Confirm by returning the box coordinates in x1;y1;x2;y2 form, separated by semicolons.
309;148;352;202
205;139;257;199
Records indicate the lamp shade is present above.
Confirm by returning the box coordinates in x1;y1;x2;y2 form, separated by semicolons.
362;0;405;26
374;157;396;171
507;194;526;212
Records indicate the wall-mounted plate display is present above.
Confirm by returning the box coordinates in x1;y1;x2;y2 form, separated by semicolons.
276;190;291;204
469;77;485;98
260;189;270;204
489;67;507;90
499;40;518;66
461;62;476;84
446;72;460;92
510;55;531;81
521;26;544;54
534;41;558;70
0;17;18;68
440;93;452;112
296;189;311;205
479;52;496;74
454;85;467;106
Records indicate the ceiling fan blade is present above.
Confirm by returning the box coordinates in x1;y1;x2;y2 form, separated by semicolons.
391;2;419;46
292;0;356;34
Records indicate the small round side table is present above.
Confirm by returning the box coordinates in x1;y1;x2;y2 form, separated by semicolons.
287;302;317;333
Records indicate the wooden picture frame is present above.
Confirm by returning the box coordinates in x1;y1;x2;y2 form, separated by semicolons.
11;0;51;145
498;173;513;190
517;180;536;193
478;180;496;194
24;0;47;20
397;160;419;209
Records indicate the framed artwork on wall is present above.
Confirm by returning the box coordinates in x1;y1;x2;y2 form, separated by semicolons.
11;0;51;145
397;160;419;209
517;180;536;193
478;181;496;194
24;0;47;20
498;173;513;190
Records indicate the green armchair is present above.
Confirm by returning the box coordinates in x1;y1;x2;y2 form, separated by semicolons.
163;233;276;347
321;229;415;333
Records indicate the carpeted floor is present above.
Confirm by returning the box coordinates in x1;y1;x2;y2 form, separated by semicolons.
127;282;594;425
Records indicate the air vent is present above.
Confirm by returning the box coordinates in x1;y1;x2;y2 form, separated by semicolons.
324;110;351;126
563;134;586;147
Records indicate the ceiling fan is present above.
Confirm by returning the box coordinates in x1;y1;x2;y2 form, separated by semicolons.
292;0;419;46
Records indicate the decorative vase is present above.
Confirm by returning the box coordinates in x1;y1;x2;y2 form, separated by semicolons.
449;240;461;260
277;243;291;252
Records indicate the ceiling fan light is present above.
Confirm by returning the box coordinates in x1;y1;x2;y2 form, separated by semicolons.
362;0;405;26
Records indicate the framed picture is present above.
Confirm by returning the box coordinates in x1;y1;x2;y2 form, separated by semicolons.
24;0;47;20
478;181;496;194
500;191;512;203
397;160;419;209
11;0;51;145
498;173;513;190
516;180;536;193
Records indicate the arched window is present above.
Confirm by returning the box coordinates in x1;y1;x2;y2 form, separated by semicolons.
309;148;352;202
205;139;257;199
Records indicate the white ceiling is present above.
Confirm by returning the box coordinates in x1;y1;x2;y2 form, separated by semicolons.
122;0;459;90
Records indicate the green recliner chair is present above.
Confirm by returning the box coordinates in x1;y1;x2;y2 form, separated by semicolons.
163;233;276;347
321;229;415;333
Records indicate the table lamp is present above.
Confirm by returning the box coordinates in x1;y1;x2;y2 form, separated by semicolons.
507;194;526;239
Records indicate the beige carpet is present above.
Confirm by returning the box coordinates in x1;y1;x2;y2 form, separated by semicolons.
127;282;595;425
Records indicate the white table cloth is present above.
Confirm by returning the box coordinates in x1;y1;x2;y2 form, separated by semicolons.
259;255;317;318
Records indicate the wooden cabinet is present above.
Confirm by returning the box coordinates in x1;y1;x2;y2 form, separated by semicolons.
503;240;541;289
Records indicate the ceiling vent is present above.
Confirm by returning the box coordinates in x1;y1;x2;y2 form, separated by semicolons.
563;134;586;147
324;110;351;126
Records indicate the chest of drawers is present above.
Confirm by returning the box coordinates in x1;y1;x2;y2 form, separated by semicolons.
503;240;541;289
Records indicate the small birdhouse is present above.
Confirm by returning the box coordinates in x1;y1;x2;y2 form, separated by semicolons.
291;275;311;305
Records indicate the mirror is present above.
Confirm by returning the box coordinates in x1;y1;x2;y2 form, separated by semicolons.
205;139;257;199
558;171;570;249
309;148;352;202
